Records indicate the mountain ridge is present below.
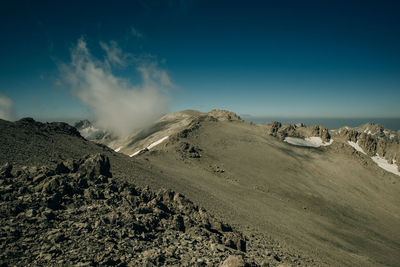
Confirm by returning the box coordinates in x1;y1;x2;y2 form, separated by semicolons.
75;110;400;175
8;109;398;266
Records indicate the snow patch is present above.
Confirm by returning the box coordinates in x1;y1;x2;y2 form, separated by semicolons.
347;141;366;155
371;155;400;176
130;136;169;157
284;137;333;148
147;136;169;150
129;150;141;157
114;146;123;152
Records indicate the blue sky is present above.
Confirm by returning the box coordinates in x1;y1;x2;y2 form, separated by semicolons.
0;0;400;122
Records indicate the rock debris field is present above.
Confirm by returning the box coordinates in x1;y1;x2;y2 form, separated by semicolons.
0;153;310;266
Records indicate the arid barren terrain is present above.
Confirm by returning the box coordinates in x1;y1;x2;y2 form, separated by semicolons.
1;110;399;266
2;1;400;266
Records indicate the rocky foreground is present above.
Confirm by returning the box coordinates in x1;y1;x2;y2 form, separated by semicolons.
0;153;307;266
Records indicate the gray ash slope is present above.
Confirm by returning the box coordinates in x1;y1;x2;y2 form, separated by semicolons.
0;118;315;266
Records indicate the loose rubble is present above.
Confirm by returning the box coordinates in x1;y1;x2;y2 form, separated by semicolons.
265;122;332;144
0;154;286;266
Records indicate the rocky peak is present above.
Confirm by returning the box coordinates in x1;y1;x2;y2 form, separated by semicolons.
208;110;243;122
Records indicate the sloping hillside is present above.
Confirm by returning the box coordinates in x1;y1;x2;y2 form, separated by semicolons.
125;111;400;266
0;117;319;266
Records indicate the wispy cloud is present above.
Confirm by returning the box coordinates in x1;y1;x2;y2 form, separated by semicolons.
0;94;15;121
60;37;172;136
130;27;143;39
100;40;130;67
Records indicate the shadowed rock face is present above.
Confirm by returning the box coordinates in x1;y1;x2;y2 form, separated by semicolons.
0;154;251;266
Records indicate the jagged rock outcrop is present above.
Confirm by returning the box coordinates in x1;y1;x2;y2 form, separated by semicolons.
337;125;400;172
265;121;282;137
308;125;331;142
355;123;397;139
265;122;299;140
356;133;378;156
338;128;359;142
266;122;331;142
0;154;255;266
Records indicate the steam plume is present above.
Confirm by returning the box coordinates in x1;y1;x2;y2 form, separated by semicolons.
0;94;14;121
61;38;171;136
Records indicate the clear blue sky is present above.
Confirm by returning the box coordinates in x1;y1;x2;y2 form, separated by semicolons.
1;0;400;121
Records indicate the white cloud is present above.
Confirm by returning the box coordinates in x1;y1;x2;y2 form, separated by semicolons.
0;94;14;121
100;40;130;67
61;37;171;136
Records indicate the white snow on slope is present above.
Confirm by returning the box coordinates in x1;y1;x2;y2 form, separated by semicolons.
371;155;400;176
114;146;123;152
284;137;333;148
147;136;169;150
130;136;169;157
129;150;141;157
362;128;372;135
347;141;366;155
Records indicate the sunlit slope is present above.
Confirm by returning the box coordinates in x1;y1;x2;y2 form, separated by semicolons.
135;117;400;267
